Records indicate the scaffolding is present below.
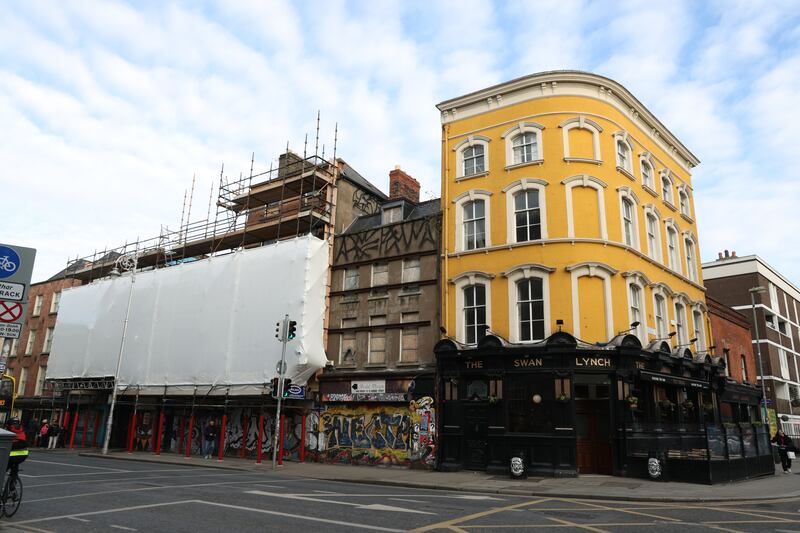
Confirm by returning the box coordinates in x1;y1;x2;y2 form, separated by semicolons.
64;118;339;282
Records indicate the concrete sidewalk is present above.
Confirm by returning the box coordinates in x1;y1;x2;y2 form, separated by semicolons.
78;449;797;503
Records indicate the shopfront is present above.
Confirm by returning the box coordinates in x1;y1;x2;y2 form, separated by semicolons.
434;332;773;484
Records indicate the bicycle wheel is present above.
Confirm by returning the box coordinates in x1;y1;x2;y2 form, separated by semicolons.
2;474;22;517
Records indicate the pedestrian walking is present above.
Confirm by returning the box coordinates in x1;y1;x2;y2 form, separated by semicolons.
38;419;50;448
47;422;61;449
203;419;218;459
773;429;795;474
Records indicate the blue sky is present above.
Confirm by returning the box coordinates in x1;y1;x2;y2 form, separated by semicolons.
2;0;800;284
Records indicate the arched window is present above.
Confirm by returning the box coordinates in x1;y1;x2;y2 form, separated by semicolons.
560;116;603;162
675;302;687;346
463;145;485;177
684;236;697;281
463;200;486;250
679;189;690;217
628;283;644;341
641;159;654;190
514;190;541;242
463;284;488;344
512;133;538;164
616;139;631;172
654;293;667;339
646;213;659;260
661;172;674;204
666;224;679;271
622;198;635;247
562;174;608;240
517;278;545;342
693;308;706;352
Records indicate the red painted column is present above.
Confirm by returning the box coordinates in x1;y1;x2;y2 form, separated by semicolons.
92;412;101;447
299;414;306;463
185;415;194;457
155;411;165;455
256;415;264;464
62;411;71;437
178;416;186;454
81;411;89;447
239;416;248;459
278;414;285;465
69;407;80;449
218;414;227;461
127;412;137;453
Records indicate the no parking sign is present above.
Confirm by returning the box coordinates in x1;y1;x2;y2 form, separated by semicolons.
0;244;36;340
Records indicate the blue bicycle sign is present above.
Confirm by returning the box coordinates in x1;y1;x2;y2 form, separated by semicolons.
0;247;20;280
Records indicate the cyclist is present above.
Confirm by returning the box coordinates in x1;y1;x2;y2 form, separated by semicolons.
5;418;28;478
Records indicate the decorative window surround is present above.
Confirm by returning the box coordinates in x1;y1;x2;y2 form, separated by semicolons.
664;219;680;272
693;306;707;353
503;264;555;343
617;186;641;251
642;184;658;198
682;231;699;282
503;178;549;243
455;171;489;183
564;157;603;165
505;160;544;171
452;190;493;252
643;204;663;264
639;152;656;191
451;271;494;345
566;262;617;341
560;116;603;161
502;121;545;167
617;166;636;181
651;285;670;340
561;174;608;240
625;278;647;343
613;131;634;177
660;169;675;204
453;135;491;179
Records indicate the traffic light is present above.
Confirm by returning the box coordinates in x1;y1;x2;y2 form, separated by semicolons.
287;320;297;340
274;321;283;342
282;379;292;398
270;377;279;398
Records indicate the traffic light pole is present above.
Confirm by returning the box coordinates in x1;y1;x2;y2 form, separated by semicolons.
272;314;288;470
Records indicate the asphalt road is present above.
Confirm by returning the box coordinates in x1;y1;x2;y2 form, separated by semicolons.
2;451;800;532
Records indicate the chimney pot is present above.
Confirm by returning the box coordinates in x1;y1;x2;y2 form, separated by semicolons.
731;251;737;257
718;252;723;260
388;166;420;203
724;249;729;258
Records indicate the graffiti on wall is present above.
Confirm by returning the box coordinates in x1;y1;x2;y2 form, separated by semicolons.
334;216;440;263
352;189;381;216
313;397;436;467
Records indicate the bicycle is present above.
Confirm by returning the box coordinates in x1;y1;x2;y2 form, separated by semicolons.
1;462;23;517
0;256;16;273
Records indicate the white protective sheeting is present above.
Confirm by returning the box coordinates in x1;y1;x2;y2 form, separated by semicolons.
48;235;329;389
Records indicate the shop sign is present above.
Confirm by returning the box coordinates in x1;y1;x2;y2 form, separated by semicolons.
350;379;385;393
575;356;612;368
513;357;544;368
322;392;407;402
464;359;484;369
640;370;709;390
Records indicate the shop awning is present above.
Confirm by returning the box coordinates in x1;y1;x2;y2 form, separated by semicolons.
639;370;709;390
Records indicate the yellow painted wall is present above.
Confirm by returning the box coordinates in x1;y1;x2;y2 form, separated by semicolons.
440;80;710;348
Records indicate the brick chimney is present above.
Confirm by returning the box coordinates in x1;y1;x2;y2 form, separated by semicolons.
389;165;420;203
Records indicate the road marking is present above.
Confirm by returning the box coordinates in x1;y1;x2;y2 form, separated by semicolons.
540;514;611;533
314;490;337;494
245;490;435;514
66;517;91;523
110;526;137;531
390;498;425;503
564;498;682;523
407;497;551;532
454;495;504;501
193;500;405;531
25;470;241;488
10;500;195;525
27;459;129;472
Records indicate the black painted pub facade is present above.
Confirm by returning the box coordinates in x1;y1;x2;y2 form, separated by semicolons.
434;332;773;484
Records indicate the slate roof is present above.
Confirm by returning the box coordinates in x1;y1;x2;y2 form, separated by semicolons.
343;198;441;234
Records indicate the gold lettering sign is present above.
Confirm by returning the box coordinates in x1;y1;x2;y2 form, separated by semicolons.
575;356;612;368
513;358;544;368
465;360;483;369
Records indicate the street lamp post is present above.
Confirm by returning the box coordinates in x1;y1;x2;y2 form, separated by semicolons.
101;251;139;455
749;286;769;432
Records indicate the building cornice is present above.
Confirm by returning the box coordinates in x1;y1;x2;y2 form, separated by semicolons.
436;70;700;170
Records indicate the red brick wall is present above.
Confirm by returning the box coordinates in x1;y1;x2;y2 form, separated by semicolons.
6;277;82;398
707;296;757;385
389;167;420;203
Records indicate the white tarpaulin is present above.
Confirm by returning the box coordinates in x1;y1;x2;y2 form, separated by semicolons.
48;235;329;391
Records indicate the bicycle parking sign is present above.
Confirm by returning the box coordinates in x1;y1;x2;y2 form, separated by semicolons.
0;244;36;340
0;246;20;280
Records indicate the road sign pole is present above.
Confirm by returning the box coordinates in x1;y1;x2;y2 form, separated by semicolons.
271;315;288;470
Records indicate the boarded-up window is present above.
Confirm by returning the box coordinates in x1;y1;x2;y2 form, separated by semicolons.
578;276;606;342
568;128;595;159
372;263;388;286
369;315;386;364
572;187;601;239
340;318;357;364
401;312;419;362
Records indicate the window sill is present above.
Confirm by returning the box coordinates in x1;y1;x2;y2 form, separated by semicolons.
616;166;636;181
642;184;658;197
504;160;543;171
455;171;489;182
364;363;387;369
367;295;389;301
336;363;357;370
564;157;602;165
396;361;421;367
680;213;694;224
399;291;422;297
663;200;677;212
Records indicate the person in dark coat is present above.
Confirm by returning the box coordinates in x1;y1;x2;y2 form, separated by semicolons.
203;419;218;459
773;429;794;473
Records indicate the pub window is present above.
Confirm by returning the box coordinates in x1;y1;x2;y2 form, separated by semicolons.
574;384;590;399
655;384;678;424
444;378;458;401
466;379;488;401
507;374;555;433
488;378;503;400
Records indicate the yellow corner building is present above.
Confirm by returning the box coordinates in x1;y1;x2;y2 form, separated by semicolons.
430;72;769;482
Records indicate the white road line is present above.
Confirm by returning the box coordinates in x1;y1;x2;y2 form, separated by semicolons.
66;517;91;523
22;472;137;479
10;500;195;525
314;490;337;494
110;525;137;531
194;500;405;532
245;490;435;515
390;498;425;503
24;470;238;488
26;459;129;472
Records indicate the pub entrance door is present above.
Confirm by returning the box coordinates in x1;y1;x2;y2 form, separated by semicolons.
464;403;488;470
574;374;612;475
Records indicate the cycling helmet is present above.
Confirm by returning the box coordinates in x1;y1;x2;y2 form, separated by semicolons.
5;418;20;428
